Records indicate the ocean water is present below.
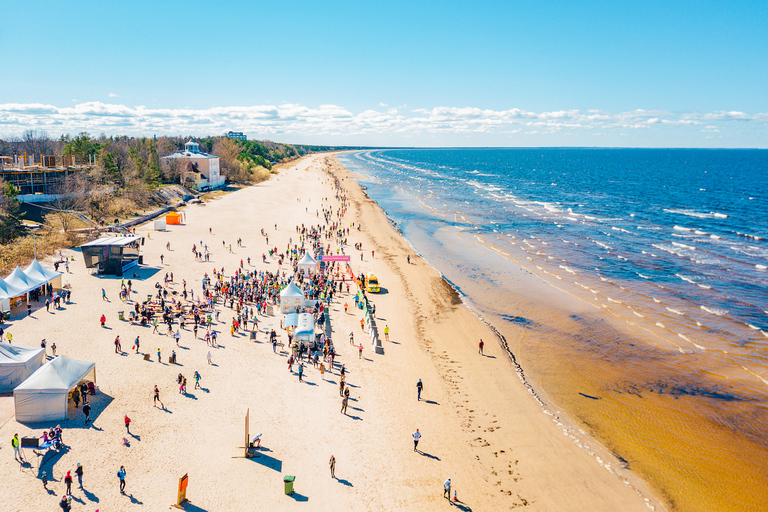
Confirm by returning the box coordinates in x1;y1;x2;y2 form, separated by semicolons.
339;148;768;511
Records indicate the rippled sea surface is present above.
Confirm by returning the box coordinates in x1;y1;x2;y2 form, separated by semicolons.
340;148;768;511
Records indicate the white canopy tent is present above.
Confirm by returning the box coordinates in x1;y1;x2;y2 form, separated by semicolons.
0;277;25;312
297;253;318;275
0;342;45;392
14;356;96;423
24;259;63;290
279;282;305;314
4;266;45;295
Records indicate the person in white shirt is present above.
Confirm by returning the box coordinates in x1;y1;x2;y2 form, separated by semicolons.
413;429;421;451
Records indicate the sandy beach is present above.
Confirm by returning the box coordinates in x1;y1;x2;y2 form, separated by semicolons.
0;153;664;511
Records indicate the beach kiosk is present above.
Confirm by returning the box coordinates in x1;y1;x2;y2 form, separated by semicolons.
80;236;142;275
279;282;305;314
297;253;317;276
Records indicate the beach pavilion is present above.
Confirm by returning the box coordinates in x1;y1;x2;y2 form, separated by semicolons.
0;277;25;313
0;342;46;392
13;355;96;423
280;281;305;314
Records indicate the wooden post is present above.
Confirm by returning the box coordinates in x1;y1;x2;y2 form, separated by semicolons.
245;408;250;457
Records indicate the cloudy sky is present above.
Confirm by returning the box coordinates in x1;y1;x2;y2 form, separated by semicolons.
2;0;767;147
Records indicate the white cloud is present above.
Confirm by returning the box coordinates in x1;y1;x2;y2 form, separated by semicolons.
0;101;765;144
108;93;120;98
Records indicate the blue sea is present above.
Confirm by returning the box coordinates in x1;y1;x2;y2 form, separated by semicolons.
339;148;768;511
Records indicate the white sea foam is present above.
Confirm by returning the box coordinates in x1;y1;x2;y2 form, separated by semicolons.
757;264;767;270
676;274;698;285
665;208;729;219
666;307;684;315
656;322;665;328
701;305;728;316
673;242;697;251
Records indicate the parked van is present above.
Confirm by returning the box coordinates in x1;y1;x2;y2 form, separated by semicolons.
366;273;380;293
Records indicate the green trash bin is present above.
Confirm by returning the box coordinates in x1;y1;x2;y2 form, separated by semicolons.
283;475;295;495
118;311;124;320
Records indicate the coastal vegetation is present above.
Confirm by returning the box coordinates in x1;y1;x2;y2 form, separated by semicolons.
0;131;325;272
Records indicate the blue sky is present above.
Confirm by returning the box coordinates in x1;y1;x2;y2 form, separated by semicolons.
1;0;766;147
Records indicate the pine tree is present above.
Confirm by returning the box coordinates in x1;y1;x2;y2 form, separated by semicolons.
0;182;27;244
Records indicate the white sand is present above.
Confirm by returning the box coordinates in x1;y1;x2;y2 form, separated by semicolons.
0;154;663;511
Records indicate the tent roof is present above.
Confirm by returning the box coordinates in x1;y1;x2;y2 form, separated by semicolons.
0;342;44;363
0;276;25;300
4;266;45;293
80;236;140;247
284;313;299;328
14;356;95;392
298;253;317;265
279;282;304;298
24;259;62;283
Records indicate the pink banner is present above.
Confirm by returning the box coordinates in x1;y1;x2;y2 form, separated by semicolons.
321;255;351;262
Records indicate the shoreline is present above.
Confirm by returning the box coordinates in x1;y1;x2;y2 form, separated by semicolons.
333;149;768;512
325;154;665;510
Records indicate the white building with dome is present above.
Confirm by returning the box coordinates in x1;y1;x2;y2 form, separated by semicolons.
160;139;226;191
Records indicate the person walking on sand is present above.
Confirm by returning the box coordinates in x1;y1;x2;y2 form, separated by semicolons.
114;336;121;353
157;348;162;363
207;351;212;365
153;385;164;408
100;314;106;328
102;288;108;301
194;371;201;389
413;428;421;451
320;362;325;380
329;455;336;478
358;343;363;359
117;465;126;494
65;470;73;494
384;325;389;342
75;463;83;488
417;379;423;401
341;395;348;415
298;362;304;382
134;336;140;354
124;415;131;433
349;331;354;345
83;402;91;424
479;339;484;355
12;433;23;461
444;478;451;499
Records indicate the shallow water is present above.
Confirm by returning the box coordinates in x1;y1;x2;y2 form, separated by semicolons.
340;148;768;511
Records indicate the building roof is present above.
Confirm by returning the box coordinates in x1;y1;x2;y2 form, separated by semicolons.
161;151;218;160
80;236;141;247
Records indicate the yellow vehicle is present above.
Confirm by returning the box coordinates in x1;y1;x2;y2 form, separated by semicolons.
366;273;380;293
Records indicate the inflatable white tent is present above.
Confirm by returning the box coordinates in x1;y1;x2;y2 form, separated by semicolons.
280;282;305;314
0;342;45;392
294;313;315;342
297;253;317;275
14;356;96;423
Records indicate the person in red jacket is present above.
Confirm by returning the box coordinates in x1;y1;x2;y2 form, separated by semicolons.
100;314;106;327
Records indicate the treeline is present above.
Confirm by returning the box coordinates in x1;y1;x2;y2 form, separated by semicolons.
0;131;329;250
